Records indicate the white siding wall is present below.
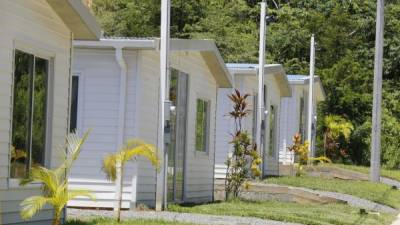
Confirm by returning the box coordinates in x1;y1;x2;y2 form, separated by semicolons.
263;75;281;176
214;75;258;179
136;51;218;204
214;88;234;179
134;50;159;206
214;73;286;178
173;52;217;203
278;85;303;165
69;49;139;209
70;48;219;208
0;0;71;224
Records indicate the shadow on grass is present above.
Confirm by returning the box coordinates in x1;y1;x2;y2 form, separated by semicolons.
172;200;223;208
66;220;95;225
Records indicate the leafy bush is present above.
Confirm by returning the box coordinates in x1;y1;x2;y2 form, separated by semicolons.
225;90;261;199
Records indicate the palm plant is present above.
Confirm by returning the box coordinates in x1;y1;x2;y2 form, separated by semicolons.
19;130;93;225
323;115;354;160
102;139;159;222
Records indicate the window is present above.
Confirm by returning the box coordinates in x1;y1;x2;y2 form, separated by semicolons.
299;97;305;139
268;105;277;157
195;99;209;152
70;76;79;132
10;50;49;178
252;93;258;141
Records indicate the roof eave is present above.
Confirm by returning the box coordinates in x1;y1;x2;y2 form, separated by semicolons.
46;0;101;40
266;65;292;97
303;76;326;101
73;38;233;88
74;39;157;49
169;39;232;88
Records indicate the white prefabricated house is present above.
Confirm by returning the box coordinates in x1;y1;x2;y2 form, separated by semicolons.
0;0;100;224
68;38;233;209
278;75;325;166
215;63;292;178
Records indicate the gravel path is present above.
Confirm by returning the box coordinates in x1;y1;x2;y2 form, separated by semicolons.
68;208;302;225
285;186;398;214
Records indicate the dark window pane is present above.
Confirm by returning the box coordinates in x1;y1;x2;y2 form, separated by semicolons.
195;99;209;152
70;76;79;132
11;50;33;178
202;101;208;151
269;105;276;156
31;57;48;167
195;99;204;151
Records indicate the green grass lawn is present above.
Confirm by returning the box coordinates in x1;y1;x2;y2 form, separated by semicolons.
66;218;196;225
169;199;395;225
266;175;400;209
330;164;400;182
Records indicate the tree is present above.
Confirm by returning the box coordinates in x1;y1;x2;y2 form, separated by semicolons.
19;131;93;225
92;0;400;168
102;139;159;222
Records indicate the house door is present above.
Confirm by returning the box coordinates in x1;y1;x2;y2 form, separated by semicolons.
167;69;188;202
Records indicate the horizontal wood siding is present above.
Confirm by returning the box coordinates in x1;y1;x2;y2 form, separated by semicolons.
171;52;217;203
135;51;159;206
214;75;257;179
135;51;218;204
215;74;284;177
214;88;233;179
279;85;302;165
263;76;281;176
68;49;139;209
0;0;71;224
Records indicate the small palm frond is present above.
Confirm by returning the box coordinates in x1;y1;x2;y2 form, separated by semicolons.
20;166;59;196
56;130;91;177
68;189;96;201
102;153;118;181
123;142;159;170
102;139;160;181
20;196;50;220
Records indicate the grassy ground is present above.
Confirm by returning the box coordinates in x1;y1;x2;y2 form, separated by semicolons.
169;199;395;225
266;175;400;209
330;164;400;181
66;218;196;225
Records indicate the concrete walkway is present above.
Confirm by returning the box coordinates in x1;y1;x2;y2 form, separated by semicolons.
68;208;302;225
270;184;398;214
382;177;400;189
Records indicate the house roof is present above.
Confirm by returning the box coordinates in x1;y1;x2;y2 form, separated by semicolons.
287;74;326;101
74;38;233;88
46;0;101;40
226;63;292;97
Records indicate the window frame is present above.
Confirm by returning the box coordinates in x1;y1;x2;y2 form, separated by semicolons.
194;98;211;154
9;40;54;187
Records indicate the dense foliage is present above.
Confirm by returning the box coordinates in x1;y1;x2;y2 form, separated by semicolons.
91;0;400;168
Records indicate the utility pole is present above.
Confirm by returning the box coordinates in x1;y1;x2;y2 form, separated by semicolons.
256;0;267;174
370;0;384;183
156;0;170;211
307;34;315;161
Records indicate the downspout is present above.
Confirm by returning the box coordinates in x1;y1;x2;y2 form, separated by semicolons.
63;31;74;225
114;47;128;212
